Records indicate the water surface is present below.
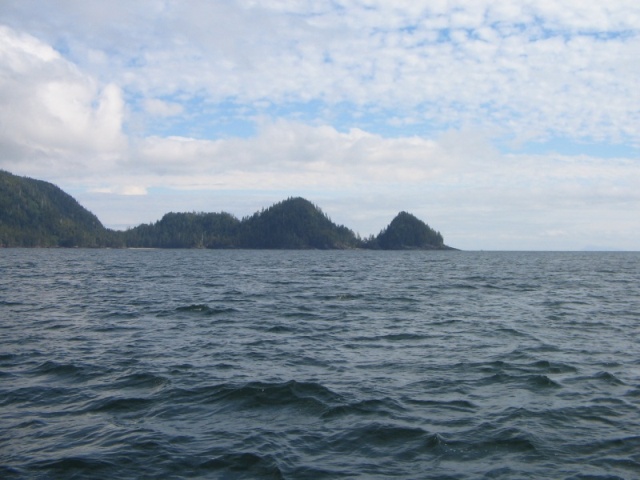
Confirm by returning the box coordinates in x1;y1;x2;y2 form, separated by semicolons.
1;250;639;478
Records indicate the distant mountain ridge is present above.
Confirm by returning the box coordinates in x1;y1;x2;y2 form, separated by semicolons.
0;170;455;249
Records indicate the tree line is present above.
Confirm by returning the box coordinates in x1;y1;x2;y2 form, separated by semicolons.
1;170;452;250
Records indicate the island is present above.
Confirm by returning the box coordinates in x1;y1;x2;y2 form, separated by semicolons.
0;169;455;250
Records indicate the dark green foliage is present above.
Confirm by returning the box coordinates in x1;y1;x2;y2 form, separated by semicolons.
0;169;113;247
1;170;453;249
236;197;360;249
117;198;359;249
368;211;445;250
122;211;240;248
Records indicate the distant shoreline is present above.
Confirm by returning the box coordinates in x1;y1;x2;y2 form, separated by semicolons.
1;170;455;250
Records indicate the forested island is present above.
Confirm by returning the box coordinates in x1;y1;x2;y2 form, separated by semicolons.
0;169;455;250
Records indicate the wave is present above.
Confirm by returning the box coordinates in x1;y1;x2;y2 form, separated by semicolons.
199;452;284;479
166;380;344;414
592;371;627;385
474;426;540;454
317;293;365;301
0;385;72;408
479;372;563;390
322;397;406;419
30;360;97;378
82;396;155;414
102;310;140;319
403;398;478;412
0;300;24;306
348;332;431;343
29;457;119;477
168;304;239;316
111;372;170;391
325;422;444;457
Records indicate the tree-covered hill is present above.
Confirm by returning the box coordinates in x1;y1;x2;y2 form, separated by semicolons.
0;170;454;249
236;197;360;249
368;211;446;249
122;211;240;248
0;170;114;247
122;198;360;249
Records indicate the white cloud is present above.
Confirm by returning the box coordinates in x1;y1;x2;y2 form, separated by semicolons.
0;26;126;176
128;120;445;189
90;185;148;196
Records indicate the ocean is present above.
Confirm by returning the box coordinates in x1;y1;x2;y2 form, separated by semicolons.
1;249;639;479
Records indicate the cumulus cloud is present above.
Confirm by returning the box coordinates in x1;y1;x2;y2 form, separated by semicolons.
89;185;148;196
128;120;445;189
113;122;640;222
0;26;126;176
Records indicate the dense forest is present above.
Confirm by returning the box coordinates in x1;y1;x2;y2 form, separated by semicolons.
0;170;454;250
123;211;241;249
368;211;445;249
0;169;117;247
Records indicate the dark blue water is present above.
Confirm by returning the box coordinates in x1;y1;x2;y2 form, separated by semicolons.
1;250;639;479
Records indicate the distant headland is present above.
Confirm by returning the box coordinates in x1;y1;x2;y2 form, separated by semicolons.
0;169;456;250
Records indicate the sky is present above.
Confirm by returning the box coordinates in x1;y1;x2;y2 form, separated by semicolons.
1;1;639;250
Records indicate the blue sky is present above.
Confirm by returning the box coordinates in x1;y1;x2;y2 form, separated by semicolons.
1;1;639;250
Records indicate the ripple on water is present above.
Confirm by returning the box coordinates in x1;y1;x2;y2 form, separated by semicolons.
1;250;639;479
